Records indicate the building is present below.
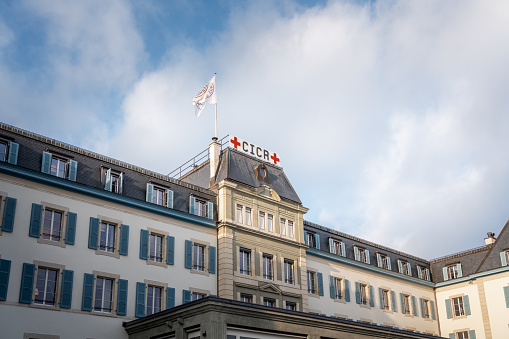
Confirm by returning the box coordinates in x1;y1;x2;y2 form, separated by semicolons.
0;123;508;339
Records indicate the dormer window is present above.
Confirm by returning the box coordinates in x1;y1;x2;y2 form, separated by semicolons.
254;163;270;184
398;259;412;276
189;196;213;219
417;265;431;281
0;139;19;165
354;246;370;264
42;151;77;181
102;167;123;194
304;231;320;249
329;238;346;257
146;183;174;208
443;263;462;281
376;253;391;270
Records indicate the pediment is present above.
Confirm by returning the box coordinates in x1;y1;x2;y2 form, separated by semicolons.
258;282;282;294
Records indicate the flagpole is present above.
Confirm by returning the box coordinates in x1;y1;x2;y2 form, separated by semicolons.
214;73;218;139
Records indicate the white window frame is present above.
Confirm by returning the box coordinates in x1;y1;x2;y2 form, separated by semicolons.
99;221;116;253
50;155;68;179
288;220;294;238
452;296;465;317
360;283;368;305
149;233;164;263
456;331;469;339
333;277;342;299
236;204;243;224
240;293;253;303
286;301;297;311
192;243;205;271
0;140;7;162
245;207;252;226
267;214;274;232
94;276;114;313
34;267;59;306
284;259;294;284
194;198;207;217
382;289;390;310
280;218;286;236
447;265;459;280
307;271;316;294
262;253;273;280
263;297;276;307
41;208;63;242
102;167;123;194
191;292;206;301
404;294;411;314
259;211;265;230
146;285;163;316
239;248;251;275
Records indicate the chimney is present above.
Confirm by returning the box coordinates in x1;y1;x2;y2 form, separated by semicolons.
209;137;220;185
484;232;496;246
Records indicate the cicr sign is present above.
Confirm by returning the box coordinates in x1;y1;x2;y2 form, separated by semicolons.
228;135;281;166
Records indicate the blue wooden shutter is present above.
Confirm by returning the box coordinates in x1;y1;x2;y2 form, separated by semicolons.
207;201;213;219
365;250;370;264
65;212;77;245
411;296;417;316
208;245;216;274
189;196;196;215
68;160;78;181
117;279;128;316
378;288;384;309
501;252;508;266
504;286;509;307
369;285;375;307
82;273;95;311
60;269;74;309
166;236;175;265
104;168;112;191
448;334;455;339
146;183;153;203
417;266;423;279
304;231;308;245
119;224;129;256
139;229;149;260
341;242;346;257
355;282;361;304
445;298;452;318
407;263;412;276
185;240;193;269
182;289;191;304
456;264;463;278
135;282;146;317
400;293;406;313
2;197;16;232
7;142;19;165
19;263;35;304
329;238;334;254
391;291;397;312
426;268;431;281
387;257;392;270
166;287;175;309
29;203;43;238
344;279;350;302
166;189;174;209
420;298;425;317
317;272;324;296
469;330;476;339
398;260;403;274
118;173;123;194
41;152;52;174
314;234;320;250
443;267;449;281
0;259;11;301
88;217;99;249
354;247;360;261
430;300;436;319
329;276;335;298
463;295;471;315
377;253;382;268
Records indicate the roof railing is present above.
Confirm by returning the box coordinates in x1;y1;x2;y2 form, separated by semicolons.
168;135;229;179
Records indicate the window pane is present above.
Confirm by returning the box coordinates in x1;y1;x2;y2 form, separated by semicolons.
0;142;6;161
267;215;273;232
259;212;265;229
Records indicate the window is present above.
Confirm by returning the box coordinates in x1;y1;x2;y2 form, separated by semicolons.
306;232;316;248
99;222;116;253
194;198;207;217
307;271;316;294
286;301;297;311
0;140;19;165
280;218;286;236
245;207;252;226
452;296;465;317
263;253;273;280
284;259;294;284
398;260;411;276
330;238;344;256
404;294;411;314
264;297;276;307
418;266;431;281
239;248;251;275
34;267;58;306
332;277;342;299
149;234;163;262
259;212;265;230
146;285;162;316
94;277;114;313
193;244;205;271
360;283;368;305
42;209;63;242
240;293;253;303
152;187;165;206
288;221;294;238
191;292;205;301
377;253;390;270
456;331;469;339
0;141;7;161
355;247;369;264
102;167;123;194
447;265;460;280
423;299;430;318
381;289;390;310
267;214;274;232
236;204;243;223
51;156;67;178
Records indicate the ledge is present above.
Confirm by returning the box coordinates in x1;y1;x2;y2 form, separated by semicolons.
434;265;509;288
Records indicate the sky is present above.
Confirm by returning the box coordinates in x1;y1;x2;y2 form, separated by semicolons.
1;0;508;259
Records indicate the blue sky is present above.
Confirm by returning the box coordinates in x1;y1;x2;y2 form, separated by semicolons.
1;0;508;259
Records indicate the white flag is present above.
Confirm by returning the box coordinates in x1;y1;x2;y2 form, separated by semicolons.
192;75;217;117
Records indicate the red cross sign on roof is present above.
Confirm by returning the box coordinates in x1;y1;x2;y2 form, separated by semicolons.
228;135;281;167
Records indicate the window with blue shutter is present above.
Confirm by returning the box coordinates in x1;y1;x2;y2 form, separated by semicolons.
369;285;375;307
504;286;509;308
7;142;19;165
166;236;175;265
469;330;476;339
117;279;128;316
463;295;471;315
329;276;335;298
104;168;112;191
167;189;174;209
456;264;463;278
166;287;175;309
208;245;216;274
119;224;129;256
445;298;453;318
329;238;334;254
60;269;74;309
317;272;324;296
118;173;123;194
207;201;213;219
29;203;43;238
378;288;384;309
0;259;11;301
82;273;95;311
88;217;99;249
448;334;455;339
354;247;360;261
41;152;52;174
185;240;193;269
146;183;153;203
344;279;350;302
183;289;191;304
65;212;77;245
430;300;436;319
391;291;397;312
314;234;320;250
139;229;149;260
365;250;370;264
443;266;449;281
135;282;146;317
189;196;196;215
420;298;425;318
68;160;78;181
387;257;392;270
341;242;346;257
377;253;382;268
2;197;16;232
19;263;36;304
355;282;361;304
400;293;406;314
411;296;417;316
500;252;508;266
398;260;404;274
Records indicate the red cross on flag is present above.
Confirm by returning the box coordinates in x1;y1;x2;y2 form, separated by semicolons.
192;75;217;117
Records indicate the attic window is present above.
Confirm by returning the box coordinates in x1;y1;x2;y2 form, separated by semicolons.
255;164;270;184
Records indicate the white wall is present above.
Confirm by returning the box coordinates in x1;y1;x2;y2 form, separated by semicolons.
485;276;509;339
0;174;217;338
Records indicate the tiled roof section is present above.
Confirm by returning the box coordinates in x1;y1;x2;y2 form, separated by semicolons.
430;245;491;264
476;220;509;273
0;122;215;196
304;220;429;263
